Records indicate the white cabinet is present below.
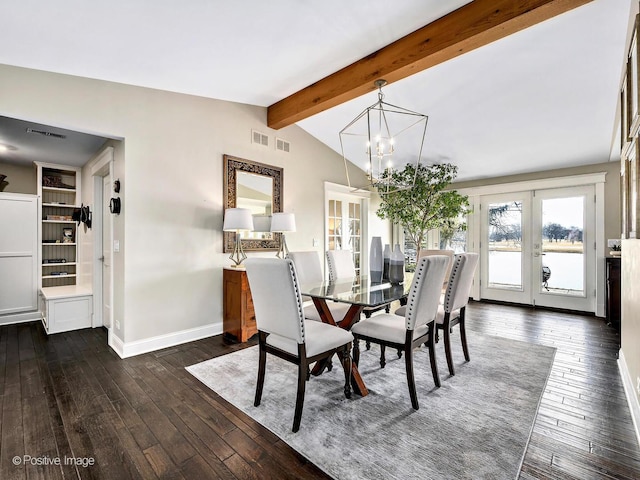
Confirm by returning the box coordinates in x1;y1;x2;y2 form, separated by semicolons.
0;193;38;316
40;285;93;334
34;162;82;288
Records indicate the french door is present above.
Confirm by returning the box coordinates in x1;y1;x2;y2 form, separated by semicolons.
480;186;595;311
326;194;364;278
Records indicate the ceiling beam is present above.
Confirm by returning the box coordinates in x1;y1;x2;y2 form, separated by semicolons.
267;0;592;129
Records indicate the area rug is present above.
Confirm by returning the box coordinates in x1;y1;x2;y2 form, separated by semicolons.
187;332;555;480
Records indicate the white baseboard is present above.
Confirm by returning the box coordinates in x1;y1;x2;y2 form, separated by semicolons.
0;310;42;326
108;322;223;359
619;349;640;449
108;330;125;358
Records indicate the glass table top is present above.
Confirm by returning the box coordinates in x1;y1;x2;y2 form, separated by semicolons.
299;276;410;308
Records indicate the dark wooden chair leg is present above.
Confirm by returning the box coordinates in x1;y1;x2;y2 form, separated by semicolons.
364;310;372;318
254;334;267;407
338;345;352;399
366;340;371;350
397;349;402;359
353;338;360;366
459;308;470;361
427;324;441;388
443;312;455;376
292;358;308;433
380;344;386;368
385;304;390;313
404;342;419;410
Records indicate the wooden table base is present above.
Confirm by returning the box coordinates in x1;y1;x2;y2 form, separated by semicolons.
311;298;369;397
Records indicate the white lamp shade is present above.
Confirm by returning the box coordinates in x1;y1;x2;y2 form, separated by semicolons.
252;214;272;232
223;208;254;231
270;212;296;232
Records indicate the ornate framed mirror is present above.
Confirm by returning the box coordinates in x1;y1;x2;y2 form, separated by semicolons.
223;154;283;252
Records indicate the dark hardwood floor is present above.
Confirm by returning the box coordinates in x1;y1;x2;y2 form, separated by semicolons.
0;303;638;479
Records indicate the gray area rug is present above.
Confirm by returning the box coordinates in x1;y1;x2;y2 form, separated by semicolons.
187;332;555;479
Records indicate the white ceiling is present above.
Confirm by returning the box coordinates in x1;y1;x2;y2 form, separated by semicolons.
0;0;634;181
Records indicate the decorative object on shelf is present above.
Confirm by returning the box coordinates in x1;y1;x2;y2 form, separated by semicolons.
339;79;428;193
42;174;74;189
389;244;405;285
608;238;622;256
62;228;74;243
271;212;296;258
223;208;254;267
383;243;391;281
369;237;383;283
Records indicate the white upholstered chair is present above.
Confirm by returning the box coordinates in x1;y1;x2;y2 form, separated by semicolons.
418;249;455;288
436;252;479;376
244;258;353;432
350;255;449;410
326;249;391;317
287;251;351;323
394;249;454;317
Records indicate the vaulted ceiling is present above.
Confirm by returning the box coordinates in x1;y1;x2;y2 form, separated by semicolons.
0;0;634;181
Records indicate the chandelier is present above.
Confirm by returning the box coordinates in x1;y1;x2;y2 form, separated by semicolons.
340;79;429;193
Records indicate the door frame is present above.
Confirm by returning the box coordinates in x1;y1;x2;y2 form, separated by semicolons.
532;185;596;311
324;182;371;278
479;192;532;305
90;146;114;329
457;172;607;316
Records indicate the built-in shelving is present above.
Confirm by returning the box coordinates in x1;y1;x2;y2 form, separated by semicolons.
35;162;82;288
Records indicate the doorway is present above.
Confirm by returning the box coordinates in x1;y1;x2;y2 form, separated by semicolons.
479;186;596;311
324;183;371;280
91;147;114;330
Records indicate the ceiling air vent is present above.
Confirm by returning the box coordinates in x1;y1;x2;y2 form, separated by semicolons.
26;128;67;139
252;130;269;147
276;138;290;153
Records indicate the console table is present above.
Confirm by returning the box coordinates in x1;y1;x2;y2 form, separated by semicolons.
222;267;257;342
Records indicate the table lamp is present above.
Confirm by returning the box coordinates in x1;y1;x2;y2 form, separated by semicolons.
223;208;254;267
271;212;296;258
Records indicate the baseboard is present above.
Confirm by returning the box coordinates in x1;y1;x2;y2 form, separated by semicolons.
0;310;42;326
619;349;640;449
108;330;126;358
109;323;223;359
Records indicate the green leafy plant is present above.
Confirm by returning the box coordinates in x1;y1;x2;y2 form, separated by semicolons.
375;163;468;251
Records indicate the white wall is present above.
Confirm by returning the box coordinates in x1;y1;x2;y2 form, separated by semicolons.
0;64;370;353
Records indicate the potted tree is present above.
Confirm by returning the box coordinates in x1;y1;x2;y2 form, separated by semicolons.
375;163;468;268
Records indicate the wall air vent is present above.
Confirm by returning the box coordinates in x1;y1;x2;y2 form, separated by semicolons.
252;130;269;147
276;138;290;153
26;128;67;139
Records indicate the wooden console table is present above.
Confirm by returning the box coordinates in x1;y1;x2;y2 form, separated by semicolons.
223;267;257;342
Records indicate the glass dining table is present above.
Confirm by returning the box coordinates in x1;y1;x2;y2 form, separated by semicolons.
299;276;410;396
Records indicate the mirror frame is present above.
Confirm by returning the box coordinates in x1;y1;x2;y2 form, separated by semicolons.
223;154;283;252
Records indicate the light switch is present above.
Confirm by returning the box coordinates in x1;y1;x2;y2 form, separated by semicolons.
313;238;319;247
114;240;120;252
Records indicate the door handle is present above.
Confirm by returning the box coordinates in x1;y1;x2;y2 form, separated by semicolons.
99;256;105;261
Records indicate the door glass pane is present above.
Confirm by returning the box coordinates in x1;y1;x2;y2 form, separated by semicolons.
541;196;584;296
348;202;361;277
441;213;467;253
488;201;522;290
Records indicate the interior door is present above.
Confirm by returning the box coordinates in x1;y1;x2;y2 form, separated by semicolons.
102;176;112;328
480;193;532;304
532;186;595;311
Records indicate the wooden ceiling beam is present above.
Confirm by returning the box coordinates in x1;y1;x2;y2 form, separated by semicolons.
267;0;592;129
